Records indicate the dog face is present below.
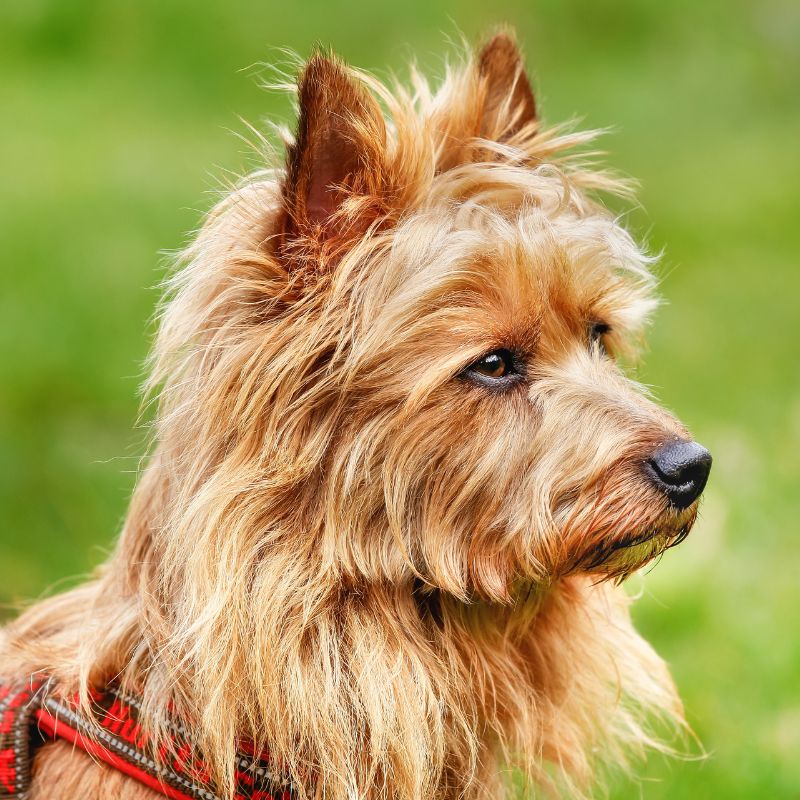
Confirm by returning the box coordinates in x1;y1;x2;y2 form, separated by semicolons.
338;207;704;599
155;35;710;605
311;211;710;602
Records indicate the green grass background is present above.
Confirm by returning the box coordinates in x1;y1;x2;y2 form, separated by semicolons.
1;1;798;796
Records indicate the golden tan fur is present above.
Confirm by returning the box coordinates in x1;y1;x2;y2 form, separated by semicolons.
1;32;698;800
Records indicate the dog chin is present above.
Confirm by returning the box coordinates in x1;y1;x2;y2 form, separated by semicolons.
580;506;698;581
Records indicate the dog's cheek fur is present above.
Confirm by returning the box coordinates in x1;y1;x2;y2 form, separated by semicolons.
334;381;538;601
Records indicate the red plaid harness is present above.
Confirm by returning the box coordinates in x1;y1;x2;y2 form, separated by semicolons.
0;678;294;800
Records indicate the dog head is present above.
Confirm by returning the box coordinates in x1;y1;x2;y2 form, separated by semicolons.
152;34;710;606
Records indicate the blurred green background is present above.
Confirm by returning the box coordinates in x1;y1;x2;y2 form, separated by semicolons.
1;1;798;797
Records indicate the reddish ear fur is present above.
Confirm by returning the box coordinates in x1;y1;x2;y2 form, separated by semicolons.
477;33;537;140
282;54;386;243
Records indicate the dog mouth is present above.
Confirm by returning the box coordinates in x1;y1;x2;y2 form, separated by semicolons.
572;504;698;583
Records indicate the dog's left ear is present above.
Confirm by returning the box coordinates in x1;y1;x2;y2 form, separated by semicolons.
281;53;387;250
476;32;537;140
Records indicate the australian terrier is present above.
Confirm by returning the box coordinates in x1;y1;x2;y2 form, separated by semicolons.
1;30;711;800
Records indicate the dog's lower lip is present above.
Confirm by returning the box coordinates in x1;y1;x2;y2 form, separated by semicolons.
580;517;695;574
613;530;657;549
580;534;651;571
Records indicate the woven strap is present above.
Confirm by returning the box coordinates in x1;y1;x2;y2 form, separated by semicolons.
0;680;45;799
0;678;293;800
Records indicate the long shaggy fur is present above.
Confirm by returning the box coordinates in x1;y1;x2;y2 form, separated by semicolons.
1;32;696;800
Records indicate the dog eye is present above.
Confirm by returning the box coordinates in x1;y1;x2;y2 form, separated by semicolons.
589;321;611;352
465;349;516;380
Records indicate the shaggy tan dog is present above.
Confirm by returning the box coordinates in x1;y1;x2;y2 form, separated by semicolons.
0;31;711;800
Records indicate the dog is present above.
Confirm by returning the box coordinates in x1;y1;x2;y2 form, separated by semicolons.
0;31;711;800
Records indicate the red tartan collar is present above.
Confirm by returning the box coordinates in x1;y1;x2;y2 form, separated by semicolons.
0;677;294;800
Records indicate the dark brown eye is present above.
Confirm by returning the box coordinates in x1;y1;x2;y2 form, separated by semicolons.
466;349;516;380
589;321;611;351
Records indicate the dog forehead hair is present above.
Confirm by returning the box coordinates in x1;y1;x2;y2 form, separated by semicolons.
343;185;656;362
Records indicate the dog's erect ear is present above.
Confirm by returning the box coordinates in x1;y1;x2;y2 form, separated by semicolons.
281;54;386;245
477;32;537;140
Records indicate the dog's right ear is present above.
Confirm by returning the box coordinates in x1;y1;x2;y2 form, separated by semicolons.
476;32;537;140
280;54;387;252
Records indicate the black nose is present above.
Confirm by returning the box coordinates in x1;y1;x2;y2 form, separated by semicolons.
645;440;712;510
